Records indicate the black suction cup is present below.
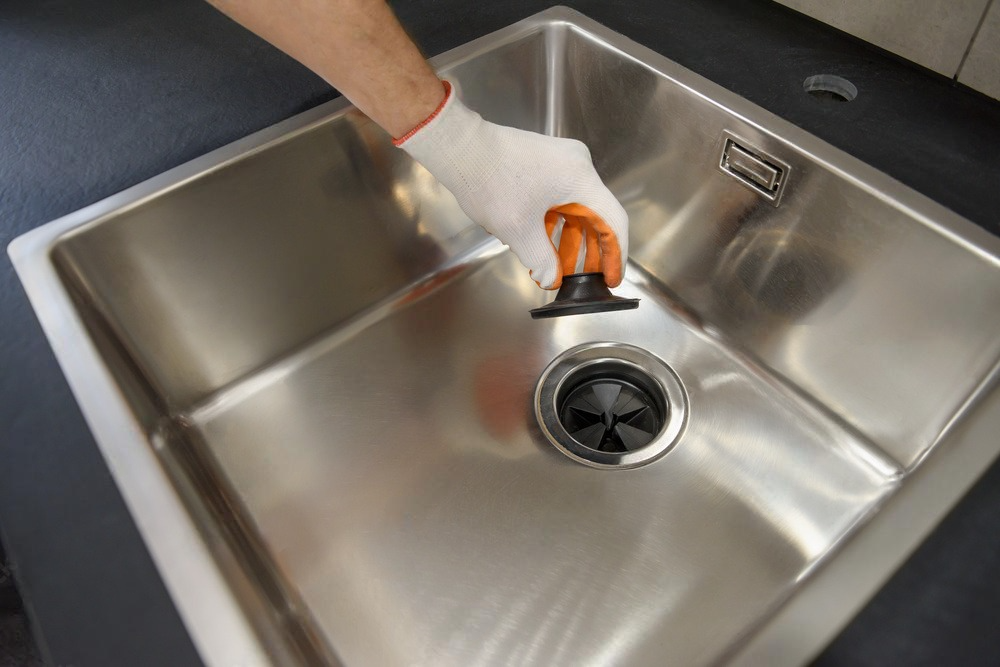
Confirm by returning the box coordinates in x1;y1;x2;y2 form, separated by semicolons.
530;272;640;319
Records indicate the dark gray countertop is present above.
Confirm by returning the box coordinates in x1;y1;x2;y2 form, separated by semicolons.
1;1;999;665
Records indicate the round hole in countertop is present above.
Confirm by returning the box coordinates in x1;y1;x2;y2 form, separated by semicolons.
803;74;858;102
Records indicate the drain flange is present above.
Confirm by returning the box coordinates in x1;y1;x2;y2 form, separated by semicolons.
535;342;687;469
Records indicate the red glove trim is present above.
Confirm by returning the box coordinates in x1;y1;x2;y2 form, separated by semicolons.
392;80;452;146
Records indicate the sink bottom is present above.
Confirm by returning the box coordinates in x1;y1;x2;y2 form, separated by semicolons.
170;248;896;666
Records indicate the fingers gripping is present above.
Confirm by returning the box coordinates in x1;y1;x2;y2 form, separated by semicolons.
548;203;624;287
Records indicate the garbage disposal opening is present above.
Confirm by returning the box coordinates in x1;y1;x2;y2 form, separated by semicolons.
535;343;687;469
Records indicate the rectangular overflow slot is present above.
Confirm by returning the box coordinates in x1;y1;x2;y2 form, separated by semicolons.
719;131;790;205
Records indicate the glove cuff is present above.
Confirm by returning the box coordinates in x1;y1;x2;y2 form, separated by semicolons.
392;80;454;146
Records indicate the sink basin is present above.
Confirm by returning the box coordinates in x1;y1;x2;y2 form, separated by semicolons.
10;7;1000;666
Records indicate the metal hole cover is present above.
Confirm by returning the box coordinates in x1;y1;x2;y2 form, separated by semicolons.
802;74;858;102
535;342;688;469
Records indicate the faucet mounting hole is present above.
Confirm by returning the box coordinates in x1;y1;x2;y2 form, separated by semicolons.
803;74;857;102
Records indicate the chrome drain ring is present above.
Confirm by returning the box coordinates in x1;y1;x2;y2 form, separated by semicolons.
535;342;688;469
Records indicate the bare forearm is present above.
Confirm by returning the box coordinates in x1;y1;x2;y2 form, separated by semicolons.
207;0;444;137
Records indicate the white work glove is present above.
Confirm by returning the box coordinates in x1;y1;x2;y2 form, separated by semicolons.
394;81;628;290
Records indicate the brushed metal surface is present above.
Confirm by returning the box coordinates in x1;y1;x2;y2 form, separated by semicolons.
9;8;1000;667
185;251;894;666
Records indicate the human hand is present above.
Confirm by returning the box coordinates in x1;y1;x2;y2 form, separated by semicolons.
395;82;628;290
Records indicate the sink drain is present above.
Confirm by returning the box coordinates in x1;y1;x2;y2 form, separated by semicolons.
535;343;687;469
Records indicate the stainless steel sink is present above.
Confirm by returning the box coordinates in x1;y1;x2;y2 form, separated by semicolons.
10;7;1000;666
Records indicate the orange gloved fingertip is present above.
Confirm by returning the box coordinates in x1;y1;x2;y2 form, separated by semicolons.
550;202;600;219
548;204;623;285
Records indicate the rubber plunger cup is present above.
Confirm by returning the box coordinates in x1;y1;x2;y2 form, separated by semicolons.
529;272;639;319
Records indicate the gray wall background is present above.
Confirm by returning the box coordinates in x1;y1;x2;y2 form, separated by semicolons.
774;0;999;99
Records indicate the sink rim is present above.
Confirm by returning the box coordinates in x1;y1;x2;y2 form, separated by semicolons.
8;6;1000;666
